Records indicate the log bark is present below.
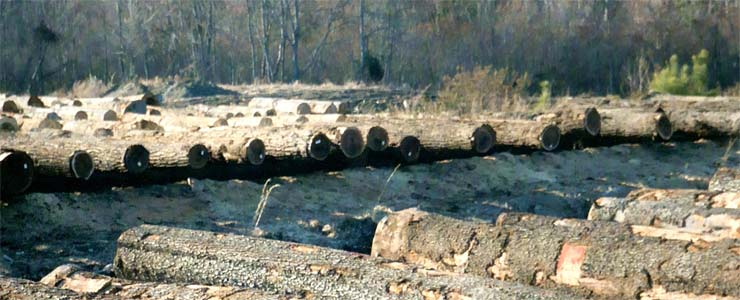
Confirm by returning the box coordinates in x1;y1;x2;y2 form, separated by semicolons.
17;116;63;131
113;224;583;300
372;208;740;299
22;107;90;121
599;108;673;141
1;135;95;179
256;126;333;161
39;264;279;300
0;150;34;196
588;197;740;240
625;188;740;209
665;110;740;138
162;129;266;165
484;119;560;151
308;101;337;114
535;106;601;137
0;276;81;300
142;141;211;169
648;95;740;113
709;168;740;192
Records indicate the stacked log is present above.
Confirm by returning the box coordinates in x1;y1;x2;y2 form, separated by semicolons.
710;167;740;192
371;208;740;299
484;119;560;151
163;129;266;165
2;100;21;113
1;136;95;180
599;108;673;141
113;224;583;300
0;150;34;196
248;97;311;115
535;106;601;137
665;110;740;138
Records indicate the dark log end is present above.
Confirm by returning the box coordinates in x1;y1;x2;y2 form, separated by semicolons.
584;107;601;136
252;112;262;117
143;92;159;106
72;100;83;107
307;133;332;161
187;144;210;169
336;114;348;122
94;128;114;137
259;117;273;127
655;113;673;141
148;109;161;116
39;118;63;130
336;102;350;114
135;120;163;131
245;138;266;165
325;103;338;114
103;110;118;121
2;100;20;113
540;125;561;151
296;116;309;124
399;136;421;163
69;150;94;180
213;118;228;127
0;116;19;132
266;109;277;116
339;127;365;158
471;124;496;154
0;151;34;196
296;103;311;115
366;126;389;152
226;113;234;119
28;95;45;108
74;111;88;120
123;144;149;174
235;112;244;118
46;112;62;121
124;100;147;114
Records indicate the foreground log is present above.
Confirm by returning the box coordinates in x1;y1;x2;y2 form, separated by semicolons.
0;276;81;300
144;142;210;169
709;167;740;192
1;137;95;180
535;106;601;136
83;139;150;174
625;188;740;209
372;208;740;299
588;197;740;240
114;224;582;300
0;150;34;196
666;110;740;138
485;119;560;151
257;127;333;161
599;108;673;141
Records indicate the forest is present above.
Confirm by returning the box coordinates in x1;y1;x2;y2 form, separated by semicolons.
0;0;738;97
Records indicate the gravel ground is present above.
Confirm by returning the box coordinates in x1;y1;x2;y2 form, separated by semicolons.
1;139;737;280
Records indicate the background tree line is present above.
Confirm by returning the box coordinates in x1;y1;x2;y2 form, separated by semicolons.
0;0;738;96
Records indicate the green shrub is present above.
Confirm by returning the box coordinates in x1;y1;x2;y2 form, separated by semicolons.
435;66;530;114
533;80;551;112
650;49;716;96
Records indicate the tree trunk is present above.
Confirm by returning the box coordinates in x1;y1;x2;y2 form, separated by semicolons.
113;224;583;300
1;136;94;180
709;167;740;192
290;0;299;81
372;209;740;299
588;196;740;240
625;188;740;209
259;0;272;82
246;0;258;82
0;150;34;197
599;108;673;141
358;0;367;81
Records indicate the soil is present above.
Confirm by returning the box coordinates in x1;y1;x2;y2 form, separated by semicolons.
1;139;736;280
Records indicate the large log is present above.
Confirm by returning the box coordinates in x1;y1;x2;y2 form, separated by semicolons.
39;264;278;300
666;110;740;138
588;197;740;240
0;150;34;197
1;136;95;180
535;106;601;137
625;188;740;209
163;129;266;165
372;208;740;299
228;116;273;128
0;276;82;300
709;167;740;192
143;141;211;169
485;119;560;151
113;224;583;300
648;95;740;112
79;138;150;174
257;127;333;161
599;108;673;141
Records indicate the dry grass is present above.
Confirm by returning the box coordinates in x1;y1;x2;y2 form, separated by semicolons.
66;76;111;98
253;178;281;230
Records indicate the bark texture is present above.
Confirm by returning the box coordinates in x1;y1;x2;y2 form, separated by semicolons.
113;224;583;300
372;208;740;299
484;119;560;151
625;188;740;209
536;106;600;136
0;276;80;300
666;110;740;138
599;108;673;141
1;135;94;179
709;168;740;192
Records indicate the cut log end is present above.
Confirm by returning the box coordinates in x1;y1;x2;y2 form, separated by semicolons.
149;109;161;116
296;103;311;115
46;112;62;121
2;100;20;113
245;138;266;165
226;113;234;119
213;118;229;127
0;151;34;196
400;136;421;163
123;144;149;174
339;127;365;158
325;103;338;114
74;111;88;120
540;125;561;151
187;144;210;169
259;117;273;127
367;126;389;152
584;107;601;136
472;124;496;154
655;113;673;141
0;116;19;132
28;95;45;107
265;109;277;116
72;100;83;107
103;110;118;121
94;128;114;137
307;133;332;161
70;150;94;180
39;118;63;130
296;116;309;124
235;112;245;118
143;92;159;106
252;112;262;117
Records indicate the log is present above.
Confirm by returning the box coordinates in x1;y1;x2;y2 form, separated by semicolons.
535;106;601;136
372;208;740;299
665;110;740;138
599;108;673;141
162;130;266;165
228;116;273;128
0;115;19;132
257;127;333;161
144;141;211;169
82;139;150;174
709;168;740;192
2;100;22;113
383;118;496;155
588;197;740;240
0;276;82;300
61;120;117;137
17;116;63;131
0;150;34;196
484;119;560;151
248;97;311;115
22;107;91;121
39;264;279;300
625;188;740;209
1;136;95;180
308;101;338;114
648;95;740;113
113;224;583;300
28;95;45;107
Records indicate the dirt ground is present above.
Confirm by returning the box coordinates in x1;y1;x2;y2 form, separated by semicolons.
1;139;737;280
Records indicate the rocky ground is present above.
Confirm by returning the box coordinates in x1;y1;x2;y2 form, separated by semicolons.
1;138;737;280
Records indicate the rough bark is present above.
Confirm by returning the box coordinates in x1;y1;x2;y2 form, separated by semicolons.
625;188;740;209
648;95;740;113
1;135;94;179
709;167;740;192
0;150;34;197
599;108;673;141
113;224;583;300
142;141;210;169
588;197;740;240
665;110;740;138
162;129;266;165
536;106;600;137
372;208;740;299
484;119;560;151
0;276;80;300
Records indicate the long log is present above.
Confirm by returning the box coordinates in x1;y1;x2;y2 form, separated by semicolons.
61;120;117;137
113;224;583;300
666;110;740;138
228;116;273;128
162;129;266;165
535;106;601;137
256;127;333;161
710;167;740;192
599;108;673;141
625;188;740;209
142;141;211;169
0;150;34;196
372;208;740;299
22;107;90;121
1;136;95;180
588;197;740;240
648;95;740;112
485;119;560;151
